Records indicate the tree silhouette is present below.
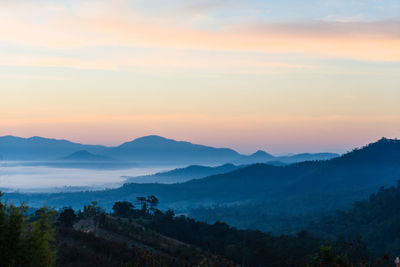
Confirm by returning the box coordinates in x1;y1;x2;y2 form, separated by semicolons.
146;195;159;212
112;201;134;217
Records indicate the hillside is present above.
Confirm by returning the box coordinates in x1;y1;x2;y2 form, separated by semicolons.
124;163;239;184
58;215;232;266
57;200;327;266
310;180;400;255
0;190;383;266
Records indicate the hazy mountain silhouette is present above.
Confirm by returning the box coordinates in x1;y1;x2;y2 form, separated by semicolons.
124;163;239;184
275;152;339;164
236;151;338;165
0;134;338;166
0;135;106;160
101;135;241;165
59;150;116;162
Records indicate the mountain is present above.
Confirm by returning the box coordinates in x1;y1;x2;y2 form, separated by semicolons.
0;134;339;167
59;150;115;162
5;138;399;232
124;163;239;184
0;135;107;160
101;135;241;165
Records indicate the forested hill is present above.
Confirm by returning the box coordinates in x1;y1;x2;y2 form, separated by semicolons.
124;163;239;184
331;137;400;165
2;193;372;266
310;181;400;256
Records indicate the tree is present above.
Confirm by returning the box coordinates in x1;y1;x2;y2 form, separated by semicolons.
136;197;147;214
28;207;57;267
308;245;352;267
83;201;103;217
58;207;77;227
0;193;57;266
112;201;134;218
146;195;159;212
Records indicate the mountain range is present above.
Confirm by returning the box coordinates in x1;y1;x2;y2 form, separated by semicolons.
0;135;105;160
0;135;339;166
4;137;400;234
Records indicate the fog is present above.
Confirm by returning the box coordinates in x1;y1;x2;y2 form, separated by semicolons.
0;162;176;193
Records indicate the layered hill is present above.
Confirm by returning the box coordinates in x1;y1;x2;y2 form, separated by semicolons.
0;135;338;167
5;138;399;218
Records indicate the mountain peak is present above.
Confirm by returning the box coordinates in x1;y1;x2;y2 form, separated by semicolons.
252;150;272;157
134;135;173;142
70;150;92;156
120;135;181;148
105;135;240;164
60;150;114;161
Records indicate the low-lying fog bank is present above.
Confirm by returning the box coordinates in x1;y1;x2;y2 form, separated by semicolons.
0;162;177;193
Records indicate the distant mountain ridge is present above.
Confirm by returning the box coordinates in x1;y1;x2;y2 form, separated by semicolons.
101;135;241;165
0;135;106;160
0;134;339;166
59;150;116;162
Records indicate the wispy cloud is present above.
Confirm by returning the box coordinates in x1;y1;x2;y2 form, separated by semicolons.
240;20;400;39
0;1;398;64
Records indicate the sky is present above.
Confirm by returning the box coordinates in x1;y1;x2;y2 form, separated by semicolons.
1;0;399;154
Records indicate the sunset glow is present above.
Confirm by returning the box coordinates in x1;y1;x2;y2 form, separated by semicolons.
1;0;399;153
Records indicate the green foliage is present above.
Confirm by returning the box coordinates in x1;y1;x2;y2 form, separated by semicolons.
308;245;352;267
82;201;104;217
58;206;76;227
112;201;134;218
0;193;57;267
311;181;400;256
28;207;57;267
145;209;323;266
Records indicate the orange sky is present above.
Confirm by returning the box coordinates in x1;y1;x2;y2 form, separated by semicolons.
1;0;399;153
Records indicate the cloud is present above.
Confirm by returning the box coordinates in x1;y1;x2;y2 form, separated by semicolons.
0;1;399;65
240;20;400;39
